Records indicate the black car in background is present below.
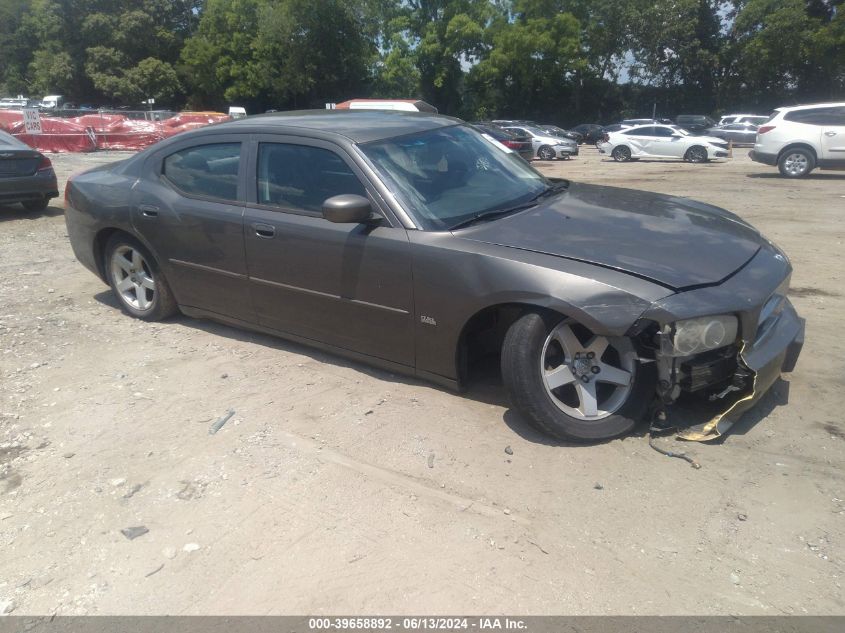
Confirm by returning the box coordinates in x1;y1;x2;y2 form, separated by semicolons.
675;115;718;134
0;130;59;211
570;124;605;144
471;122;534;161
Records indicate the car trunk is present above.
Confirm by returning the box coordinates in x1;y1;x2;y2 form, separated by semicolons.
0;151;40;178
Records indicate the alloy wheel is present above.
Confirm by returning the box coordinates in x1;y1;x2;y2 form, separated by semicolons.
540;320;636;421
782;152;809;176
110;244;156;311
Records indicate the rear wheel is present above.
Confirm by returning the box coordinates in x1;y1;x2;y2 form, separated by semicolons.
611;145;632;162
104;234;177;321
22;197;49;212
537;145;556;161
501;312;655;442
684;145;709;163
778;148;815;178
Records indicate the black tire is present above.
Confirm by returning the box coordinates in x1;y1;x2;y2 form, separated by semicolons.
501;311;655;442
778;148;815;178
611;145;631;162
684;145;709;163
104;233;177;321
22;197;49;212
537;145;556;161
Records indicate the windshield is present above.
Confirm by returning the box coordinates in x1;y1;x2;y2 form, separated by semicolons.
359;125;549;230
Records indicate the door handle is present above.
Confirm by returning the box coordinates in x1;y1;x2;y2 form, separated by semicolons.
139;204;159;217
252;223;275;238
824;131;837;137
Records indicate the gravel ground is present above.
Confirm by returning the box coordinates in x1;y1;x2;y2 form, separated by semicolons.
0;147;843;615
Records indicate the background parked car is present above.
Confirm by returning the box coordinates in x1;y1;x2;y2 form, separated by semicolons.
718;114;769;126
537;124;581;142
598;124;729;162
675;114;718;134
500;124;578;160
706;122;759;145
750;102;845;177
0;130;59;211
471;122;534;161
570;124;606;144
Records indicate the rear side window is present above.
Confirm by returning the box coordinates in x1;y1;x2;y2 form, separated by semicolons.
257;143;366;213
783;107;844;125
651;127;675;137
624;126;655;136
163;143;241;202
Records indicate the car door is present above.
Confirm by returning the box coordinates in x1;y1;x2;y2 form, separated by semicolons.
132;136;253;321
621;126;656;155
242;136;415;366
647;126;683;157
820;107;845;162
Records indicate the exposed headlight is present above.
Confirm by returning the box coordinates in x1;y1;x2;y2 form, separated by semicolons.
661;315;738;357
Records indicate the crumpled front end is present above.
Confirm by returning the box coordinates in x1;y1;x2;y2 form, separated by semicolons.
631;245;805;441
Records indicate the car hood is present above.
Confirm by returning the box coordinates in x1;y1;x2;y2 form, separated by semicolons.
454;182;763;290
537;135;575;145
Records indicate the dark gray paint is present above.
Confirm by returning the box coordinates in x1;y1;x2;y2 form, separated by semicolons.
0;130;58;206
64;110;801;398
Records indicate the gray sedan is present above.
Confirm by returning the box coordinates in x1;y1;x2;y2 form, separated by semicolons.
705;123;759;145
64;111;803;442
0;130;59;211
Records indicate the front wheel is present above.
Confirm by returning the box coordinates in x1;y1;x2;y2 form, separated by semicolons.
778;149;815;178
684;145;709;163
611;145;632;162
105;234;177;321
501;312;655;442
537;145;556;161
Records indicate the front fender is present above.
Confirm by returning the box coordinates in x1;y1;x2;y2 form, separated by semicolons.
409;232;673;381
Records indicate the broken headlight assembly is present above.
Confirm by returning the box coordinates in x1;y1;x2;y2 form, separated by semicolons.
660;315;739;357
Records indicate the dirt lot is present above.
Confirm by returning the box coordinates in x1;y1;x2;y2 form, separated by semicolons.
1;147;843;616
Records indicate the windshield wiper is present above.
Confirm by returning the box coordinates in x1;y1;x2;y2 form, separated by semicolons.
449;201;539;231
448;181;569;231
533;180;570;200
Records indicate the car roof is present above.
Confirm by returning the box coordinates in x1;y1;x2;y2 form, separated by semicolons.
775;102;845;112
209;109;463;144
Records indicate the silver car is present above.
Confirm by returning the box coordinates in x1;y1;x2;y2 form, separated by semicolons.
502;125;579;160
705;123;759;145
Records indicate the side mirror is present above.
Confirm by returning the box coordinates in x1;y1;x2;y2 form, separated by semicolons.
322;194;375;224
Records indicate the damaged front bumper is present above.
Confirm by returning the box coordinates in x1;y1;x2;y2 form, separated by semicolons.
635;246;805;441
673;300;804;441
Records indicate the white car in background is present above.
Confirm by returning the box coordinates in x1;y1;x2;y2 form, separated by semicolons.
749;102;845;178
500;124;579;160
597;124;729;163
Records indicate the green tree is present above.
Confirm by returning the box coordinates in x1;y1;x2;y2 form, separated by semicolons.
179;0;266;107
469;0;583;119
730;0;845;105
0;0;34;94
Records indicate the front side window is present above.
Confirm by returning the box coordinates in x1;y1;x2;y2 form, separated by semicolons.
257;143;366;213
359;124;548;230
162;143;241;202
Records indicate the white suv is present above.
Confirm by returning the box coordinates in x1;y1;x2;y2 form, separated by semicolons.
750;102;845;177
